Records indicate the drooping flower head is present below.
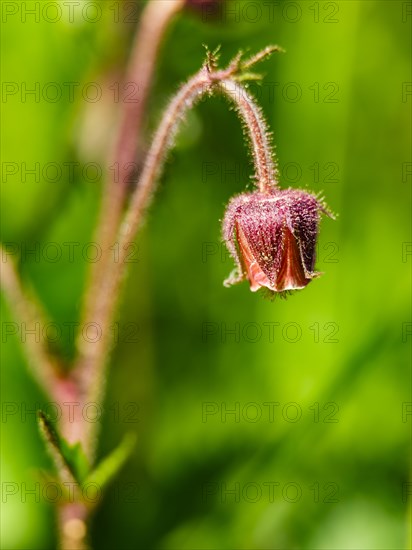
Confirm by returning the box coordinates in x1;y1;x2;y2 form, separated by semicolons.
223;189;333;296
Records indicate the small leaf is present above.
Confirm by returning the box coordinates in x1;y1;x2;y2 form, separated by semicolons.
240;45;285;71
37;411;72;478
234;72;263;82
84;433;136;491
37;411;90;484
60;440;90;484
203;44;221;71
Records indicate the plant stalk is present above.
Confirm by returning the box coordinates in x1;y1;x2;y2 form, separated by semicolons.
80;0;185;358
72;53;279;461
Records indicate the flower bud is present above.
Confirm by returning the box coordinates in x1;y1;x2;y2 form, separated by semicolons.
185;0;221;18
222;189;332;295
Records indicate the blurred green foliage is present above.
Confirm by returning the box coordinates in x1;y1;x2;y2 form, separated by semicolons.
1;1;410;548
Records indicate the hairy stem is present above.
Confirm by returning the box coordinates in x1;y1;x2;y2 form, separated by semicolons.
72;65;215;457
219;79;278;191
0;247;62;396
115;0;186;186
79;0;185;351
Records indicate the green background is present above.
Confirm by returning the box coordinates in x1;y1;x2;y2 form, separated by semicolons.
1;1;411;548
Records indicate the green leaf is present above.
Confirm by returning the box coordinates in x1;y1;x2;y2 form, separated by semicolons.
234;72;263;82
84;432;136;491
37;411;90;484
240;45;285;71
59;439;90;484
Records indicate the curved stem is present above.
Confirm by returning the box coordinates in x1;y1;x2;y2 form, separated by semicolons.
72;56;279;459
219;79;278;191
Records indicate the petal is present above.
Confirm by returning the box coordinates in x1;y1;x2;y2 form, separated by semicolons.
235;198;286;285
285;191;320;276
236;222;272;291
274;227;312;291
222;193;253;287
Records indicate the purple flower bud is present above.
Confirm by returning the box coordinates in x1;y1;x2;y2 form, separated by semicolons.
185;0;221;18
222;189;333;295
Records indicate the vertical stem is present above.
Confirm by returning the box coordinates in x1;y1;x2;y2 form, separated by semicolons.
80;0;185;347
57;502;89;550
0;248;62;396
115;0;186;186
72;0;185;462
